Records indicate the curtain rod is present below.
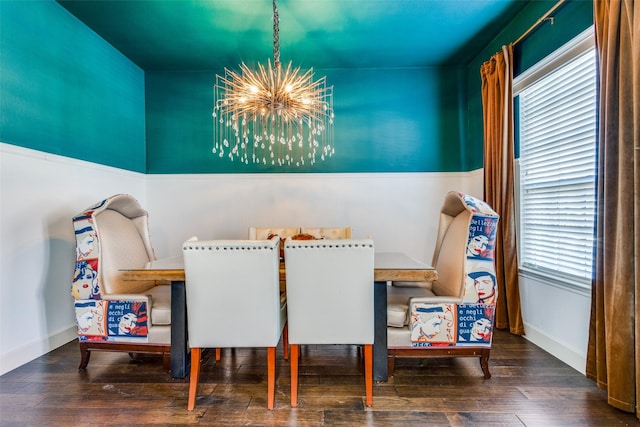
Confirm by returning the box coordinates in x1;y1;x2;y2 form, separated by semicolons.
513;0;566;46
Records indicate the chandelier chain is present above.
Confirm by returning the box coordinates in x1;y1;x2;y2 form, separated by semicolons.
273;0;280;69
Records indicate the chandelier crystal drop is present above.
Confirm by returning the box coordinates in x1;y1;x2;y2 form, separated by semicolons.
212;0;334;167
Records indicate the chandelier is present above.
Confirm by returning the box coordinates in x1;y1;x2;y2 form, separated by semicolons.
212;0;334;167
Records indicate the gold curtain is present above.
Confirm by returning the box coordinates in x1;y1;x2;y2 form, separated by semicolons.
587;0;639;417
480;46;525;335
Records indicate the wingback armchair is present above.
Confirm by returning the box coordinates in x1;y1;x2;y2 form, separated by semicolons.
71;194;171;370
387;191;499;378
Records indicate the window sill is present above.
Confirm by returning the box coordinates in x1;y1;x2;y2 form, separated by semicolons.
518;266;591;297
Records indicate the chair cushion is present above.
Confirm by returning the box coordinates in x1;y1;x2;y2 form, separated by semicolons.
147;285;171;325
387;304;409;327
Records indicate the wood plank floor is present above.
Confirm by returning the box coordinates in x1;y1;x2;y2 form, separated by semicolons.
1;329;637;426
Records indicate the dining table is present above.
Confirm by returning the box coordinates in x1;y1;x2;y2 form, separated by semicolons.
121;251;437;381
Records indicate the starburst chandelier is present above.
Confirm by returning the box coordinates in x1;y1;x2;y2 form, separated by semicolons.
212;0;334;167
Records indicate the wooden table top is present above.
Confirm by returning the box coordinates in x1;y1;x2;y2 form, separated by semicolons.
121;252;437;283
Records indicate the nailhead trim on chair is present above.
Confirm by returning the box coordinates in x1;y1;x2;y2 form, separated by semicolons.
286;242;374;249
183;245;276;251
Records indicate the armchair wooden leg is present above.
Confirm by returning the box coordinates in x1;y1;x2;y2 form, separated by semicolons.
78;342;91;370
267;347;276;410
188;348;202;410
364;344;373;407
290;344;300;407
387;353;396;377
162;352;171;373
480;349;491;379
215;348;221;362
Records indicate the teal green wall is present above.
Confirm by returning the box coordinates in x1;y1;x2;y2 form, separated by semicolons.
145;66;467;173
0;1;146;172
465;0;593;171
1;0;593;175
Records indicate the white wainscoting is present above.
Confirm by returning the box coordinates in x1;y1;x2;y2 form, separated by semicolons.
0;143;146;375
519;274;591;374
0;144;483;374
144;171;484;262
1;143;589;377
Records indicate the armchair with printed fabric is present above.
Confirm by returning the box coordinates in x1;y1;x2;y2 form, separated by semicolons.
386;191;499;379
71;194;171;371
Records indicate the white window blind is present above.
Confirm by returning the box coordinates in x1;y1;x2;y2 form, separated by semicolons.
516;38;597;284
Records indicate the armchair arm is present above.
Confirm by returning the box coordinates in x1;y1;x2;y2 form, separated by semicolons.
74;296;151;340
408;300;495;346
408;301;458;344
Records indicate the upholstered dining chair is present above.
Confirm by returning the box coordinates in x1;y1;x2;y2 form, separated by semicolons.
248;226;352;240
300;227;352;239
248;226;353;291
284;238;375;407
386;191;499;379
248;226;301;240
71;194;171;371
182;238;288;410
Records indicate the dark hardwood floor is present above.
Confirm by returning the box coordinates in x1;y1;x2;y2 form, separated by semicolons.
1;330;637;426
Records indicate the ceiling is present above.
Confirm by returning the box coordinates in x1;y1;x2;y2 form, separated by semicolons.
57;0;527;71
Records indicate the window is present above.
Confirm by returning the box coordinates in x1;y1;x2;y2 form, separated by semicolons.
514;28;597;288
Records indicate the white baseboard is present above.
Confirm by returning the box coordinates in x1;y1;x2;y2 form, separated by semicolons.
1;322;587;377
522;322;586;374
0;325;77;376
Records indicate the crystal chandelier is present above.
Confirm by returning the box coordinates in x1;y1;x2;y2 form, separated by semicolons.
212;0;334;167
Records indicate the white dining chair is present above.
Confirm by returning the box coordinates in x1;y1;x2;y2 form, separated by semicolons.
300;226;352;239
284;238;375;407
248;226;301;240
182;238;287;410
